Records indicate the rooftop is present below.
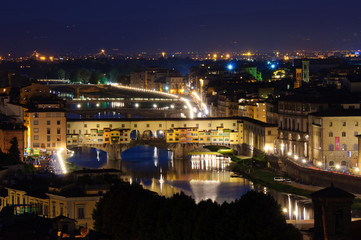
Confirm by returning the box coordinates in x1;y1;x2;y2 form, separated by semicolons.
310;108;361;117
311;184;355;199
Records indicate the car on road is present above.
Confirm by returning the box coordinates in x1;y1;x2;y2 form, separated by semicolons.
273;177;285;182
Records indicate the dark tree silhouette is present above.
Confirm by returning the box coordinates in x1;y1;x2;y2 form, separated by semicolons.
8;137;21;163
93;183;302;240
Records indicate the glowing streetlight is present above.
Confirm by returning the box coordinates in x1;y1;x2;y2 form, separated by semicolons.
227;63;234;70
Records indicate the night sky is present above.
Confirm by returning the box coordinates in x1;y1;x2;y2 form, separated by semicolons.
2;0;361;56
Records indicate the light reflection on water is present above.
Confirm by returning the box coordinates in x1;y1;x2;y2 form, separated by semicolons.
120;146;314;220
66;146;314;220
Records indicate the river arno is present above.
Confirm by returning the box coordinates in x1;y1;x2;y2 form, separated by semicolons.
67;145;314;220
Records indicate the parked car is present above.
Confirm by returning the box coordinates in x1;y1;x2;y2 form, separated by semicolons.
284;179;292;183
273;177;285;182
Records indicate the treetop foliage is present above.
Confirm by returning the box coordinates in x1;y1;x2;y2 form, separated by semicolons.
93;183;302;240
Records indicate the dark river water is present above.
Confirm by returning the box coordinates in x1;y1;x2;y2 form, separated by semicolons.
66;145;313;220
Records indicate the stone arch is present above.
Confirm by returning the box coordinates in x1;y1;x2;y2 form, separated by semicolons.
130;130;140;140
155;130;165;139
142;130;154;140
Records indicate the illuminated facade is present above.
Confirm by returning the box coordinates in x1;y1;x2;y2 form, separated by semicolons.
66;118;273;154
2;186;102;229
166;127;238;145
66;118;240;144
242;118;278;154
24;104;66;154
238;98;267;123
309;110;361;169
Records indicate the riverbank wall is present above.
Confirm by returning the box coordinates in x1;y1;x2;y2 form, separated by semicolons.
284;159;361;194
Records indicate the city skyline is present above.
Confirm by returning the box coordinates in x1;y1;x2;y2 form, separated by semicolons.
1;0;361;56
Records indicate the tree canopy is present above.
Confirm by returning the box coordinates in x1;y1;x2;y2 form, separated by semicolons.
93;183;302;240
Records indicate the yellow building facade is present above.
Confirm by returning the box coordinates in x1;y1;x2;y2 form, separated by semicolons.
24;106;67;154
1;187;102;229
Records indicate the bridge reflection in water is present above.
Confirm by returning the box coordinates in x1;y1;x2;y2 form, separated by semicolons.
119;146;314;220
67;146;313;220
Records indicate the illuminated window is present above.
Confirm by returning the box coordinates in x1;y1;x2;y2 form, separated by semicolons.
34;135;39;140
341;144;347;151
34;128;39;133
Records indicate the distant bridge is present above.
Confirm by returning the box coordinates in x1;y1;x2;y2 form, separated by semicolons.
47;84;200;118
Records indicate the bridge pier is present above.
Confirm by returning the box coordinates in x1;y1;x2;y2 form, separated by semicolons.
104;144;129;170
169;143;197;159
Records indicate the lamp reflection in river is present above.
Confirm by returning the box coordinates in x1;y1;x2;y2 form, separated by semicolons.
153;147;158;167
190;179;221;202
190;155;231;171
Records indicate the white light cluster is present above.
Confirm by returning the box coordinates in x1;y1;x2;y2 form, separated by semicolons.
57;148;67;174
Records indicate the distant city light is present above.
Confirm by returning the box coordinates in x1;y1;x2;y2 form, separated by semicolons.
271;64;276;69
227;63;234;70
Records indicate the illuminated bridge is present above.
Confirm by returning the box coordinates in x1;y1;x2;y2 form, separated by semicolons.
48;84;206;119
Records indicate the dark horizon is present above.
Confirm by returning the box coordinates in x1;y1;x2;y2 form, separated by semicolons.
1;0;361;56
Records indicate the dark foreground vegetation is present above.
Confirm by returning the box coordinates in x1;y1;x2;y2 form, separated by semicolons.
93;183;302;240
